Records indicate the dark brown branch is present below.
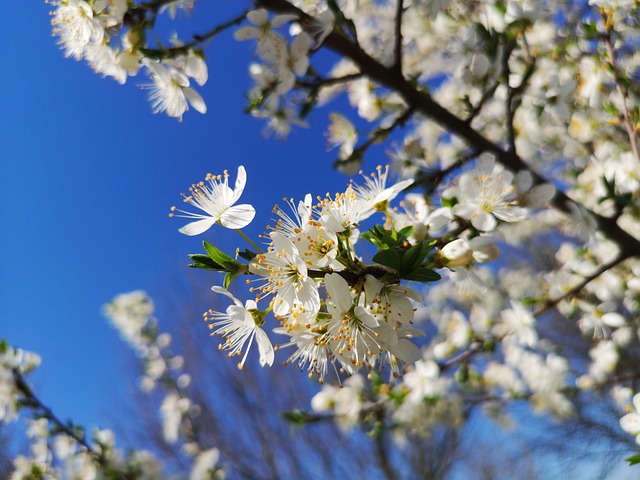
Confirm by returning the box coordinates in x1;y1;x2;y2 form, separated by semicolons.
297;72;365;88
392;0;404;75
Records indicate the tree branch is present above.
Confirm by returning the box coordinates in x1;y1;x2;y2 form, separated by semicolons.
392;0;404;75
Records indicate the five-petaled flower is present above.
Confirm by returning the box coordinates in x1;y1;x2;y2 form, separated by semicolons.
171;165;256;235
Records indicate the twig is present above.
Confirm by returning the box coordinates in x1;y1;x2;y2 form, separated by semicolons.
602;16;640;163
392;0;404;75
334;106;416;169
533;251;631;317
13;370;105;464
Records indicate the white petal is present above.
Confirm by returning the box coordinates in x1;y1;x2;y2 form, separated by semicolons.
621;412;640;434
183;87;207;114
234;165;247;197
389;339;422;363
233;26;258;41
524;183;556;208
324;273;352;313
471;211;497;231
179;217;216;236
255;328;275;366
219;204;256;229
602;312;626;328
247;9;268;26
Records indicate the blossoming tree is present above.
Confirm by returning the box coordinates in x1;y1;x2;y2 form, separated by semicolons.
4;0;640;477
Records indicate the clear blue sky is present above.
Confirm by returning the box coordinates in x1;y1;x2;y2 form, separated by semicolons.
0;1;350;430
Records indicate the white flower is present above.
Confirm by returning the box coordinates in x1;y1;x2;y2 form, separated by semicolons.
311;375;364;430
160;393;191;443
403;360;448;404
440;238;473;267
234;9;296;65
394;194;452;241
103;290;154;349
620;393;640;445
324;273;390;372
249;232;320;317
274;317;334;381
190;448;221;480
363;274;422;327
52;0;104;59
354;165;413;220
206;287;274;369
171;165;256;236
495;301;538;348
142;60;207;120
273;195;341;270
84;44;127;84
453;154;527;231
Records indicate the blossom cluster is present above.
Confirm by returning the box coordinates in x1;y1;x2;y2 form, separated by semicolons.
51;0;206;120
48;0;640;467
172;160;554;390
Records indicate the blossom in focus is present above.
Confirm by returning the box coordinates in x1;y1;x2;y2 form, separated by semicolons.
206;286;274;369
249;232;320;317
354;165;413;220
171;165;256;236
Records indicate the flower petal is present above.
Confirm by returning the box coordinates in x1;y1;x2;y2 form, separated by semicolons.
179;217;216;236
183;87;207;114
255;327;275;367
234;165;247;198
219;204;256;229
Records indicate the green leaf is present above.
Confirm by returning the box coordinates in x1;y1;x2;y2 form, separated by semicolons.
373;249;402;271
400;242;432;274
223;271;240;289
237;248;258;262
626;454;640;466
188;254;225;271
402;268;441;283
397;225;414;241
203;242;238;271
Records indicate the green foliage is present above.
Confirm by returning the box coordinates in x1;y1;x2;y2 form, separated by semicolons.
626;454;640;466
364;225;440;283
189;242;239;271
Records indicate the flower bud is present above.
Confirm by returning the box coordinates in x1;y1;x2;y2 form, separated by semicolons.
440;239;473;267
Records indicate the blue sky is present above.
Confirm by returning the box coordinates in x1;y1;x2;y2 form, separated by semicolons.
0;1;351;430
